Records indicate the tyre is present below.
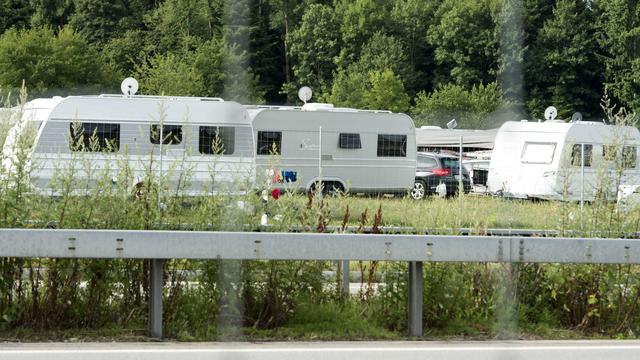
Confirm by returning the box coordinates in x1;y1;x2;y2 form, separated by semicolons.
324;182;344;197
309;181;344;197
411;180;426;200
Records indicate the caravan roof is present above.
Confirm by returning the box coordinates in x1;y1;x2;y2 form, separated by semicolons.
497;120;640;144
21;95;250;125
246;105;414;132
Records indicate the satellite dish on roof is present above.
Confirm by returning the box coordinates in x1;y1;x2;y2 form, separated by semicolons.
571;112;582;123
446;118;458;130
544;106;558;121
121;77;139;96
298;86;312;103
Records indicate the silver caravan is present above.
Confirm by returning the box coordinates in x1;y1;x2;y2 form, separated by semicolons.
248;103;416;195
2;95;255;194
487;120;640;201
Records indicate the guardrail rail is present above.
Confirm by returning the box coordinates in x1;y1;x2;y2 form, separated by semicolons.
1;229;639;338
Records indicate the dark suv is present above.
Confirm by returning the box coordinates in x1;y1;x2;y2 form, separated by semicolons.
411;152;471;199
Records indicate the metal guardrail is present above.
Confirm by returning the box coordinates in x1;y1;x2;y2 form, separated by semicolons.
2;229;639;263
28;219;640;237
1;229;640;339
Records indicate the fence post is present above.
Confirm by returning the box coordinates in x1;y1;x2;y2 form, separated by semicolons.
149;259;165;339
408;261;423;337
341;260;350;296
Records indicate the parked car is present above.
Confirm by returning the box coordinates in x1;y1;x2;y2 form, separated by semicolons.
411;152;471;199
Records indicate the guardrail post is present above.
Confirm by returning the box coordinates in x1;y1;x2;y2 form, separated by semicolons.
149;259;165;339
341;260;350;296
408;261;423;337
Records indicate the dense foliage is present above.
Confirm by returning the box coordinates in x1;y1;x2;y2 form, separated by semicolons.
1;0;639;127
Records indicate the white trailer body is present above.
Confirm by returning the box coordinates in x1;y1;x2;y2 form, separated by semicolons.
2;95;255;195
248;104;416;194
487;120;640;200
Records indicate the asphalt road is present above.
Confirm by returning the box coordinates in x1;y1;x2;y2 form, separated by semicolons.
2;341;640;360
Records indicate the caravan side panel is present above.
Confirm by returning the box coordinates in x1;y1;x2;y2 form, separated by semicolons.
488;121;569;199
28;96;255;195
251;109;416;194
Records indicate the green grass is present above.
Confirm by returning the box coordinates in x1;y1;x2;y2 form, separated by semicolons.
331;194;565;230
246;300;399;341
0;325;149;342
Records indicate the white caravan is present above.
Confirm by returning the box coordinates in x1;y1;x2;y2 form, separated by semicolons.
247;103;416;195
487;120;640;201
2;95;255;195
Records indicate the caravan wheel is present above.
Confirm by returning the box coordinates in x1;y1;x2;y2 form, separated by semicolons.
308;181;344;197
411;180;426;200
324;182;344;197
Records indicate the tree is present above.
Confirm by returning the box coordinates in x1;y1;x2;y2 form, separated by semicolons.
118;0;159;32
427;0;499;88
29;0;73;28
324;69;367;109
596;0;640;113
68;0;127;43
131;37;253;99
134;52;207;96
390;0;439;93
327;69;409;113
248;0;287;103
0;0;33;32
525;0;602;119
223;0;263;103
222;42;265;103
144;0;215;52
265;0;297;96
497;0;525;106
333;0;393;70
357;32;414;89
194;38;227;97
412;82;505;128
0;27;116;96
286;3;340;99
364;70;410;113
329;32;416;101
102;29;155;78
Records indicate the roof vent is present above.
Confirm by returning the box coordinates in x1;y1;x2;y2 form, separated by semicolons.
302;103;334;111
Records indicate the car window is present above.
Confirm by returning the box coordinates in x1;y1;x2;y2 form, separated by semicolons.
417;156;438;168
440;158;460;170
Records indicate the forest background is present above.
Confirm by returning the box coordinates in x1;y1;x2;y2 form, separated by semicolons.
0;0;639;128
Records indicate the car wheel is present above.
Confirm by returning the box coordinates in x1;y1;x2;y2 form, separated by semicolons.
411;180;426;200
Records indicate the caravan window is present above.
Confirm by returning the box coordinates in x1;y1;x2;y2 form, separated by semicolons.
339;133;362;149
199;126;235;155
521;142;556;164
69;122;120;152
570;144;593;167
377;134;407;157
257;131;282;155
623;146;637;168
150;125;182;145
603;145;637;168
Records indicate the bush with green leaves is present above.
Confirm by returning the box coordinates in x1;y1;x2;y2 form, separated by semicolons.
0;27;117;97
412;82;509;128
